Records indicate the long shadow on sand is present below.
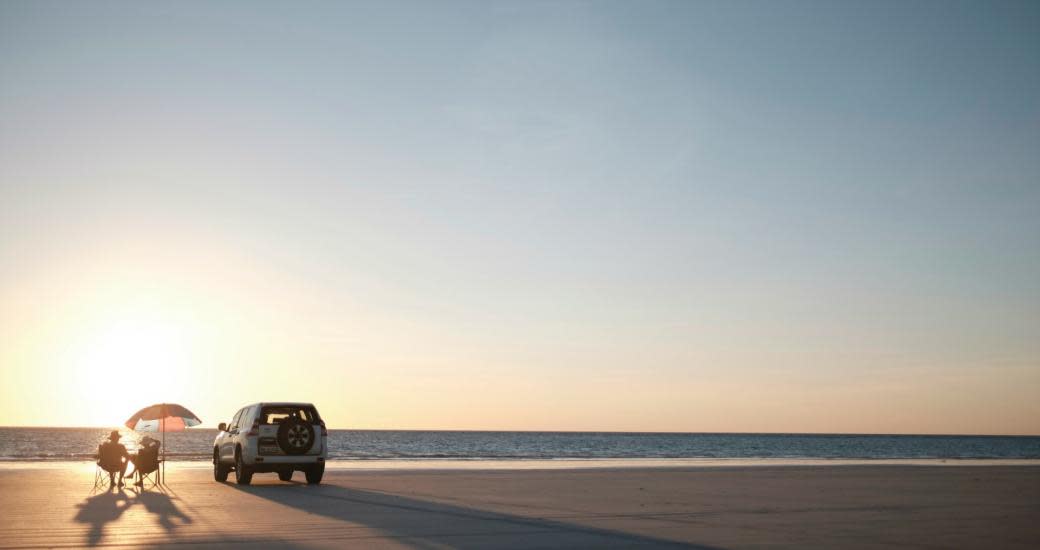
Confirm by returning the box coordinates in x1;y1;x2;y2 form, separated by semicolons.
229;481;722;549
74;487;192;547
134;489;193;532
74;489;134;546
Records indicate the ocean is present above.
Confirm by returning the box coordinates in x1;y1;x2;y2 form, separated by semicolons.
1;427;1038;462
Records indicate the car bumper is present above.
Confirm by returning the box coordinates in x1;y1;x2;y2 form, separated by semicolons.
249;454;324;465
247;455;324;473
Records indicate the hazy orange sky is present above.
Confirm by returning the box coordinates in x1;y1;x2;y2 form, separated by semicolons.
1;2;1038;434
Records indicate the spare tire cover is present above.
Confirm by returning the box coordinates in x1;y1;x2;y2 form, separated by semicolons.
277;417;315;455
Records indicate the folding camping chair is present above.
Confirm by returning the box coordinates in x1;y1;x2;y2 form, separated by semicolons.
127;442;163;489
93;444;127;491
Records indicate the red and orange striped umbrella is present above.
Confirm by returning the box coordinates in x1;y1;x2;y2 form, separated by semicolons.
125;403;202;433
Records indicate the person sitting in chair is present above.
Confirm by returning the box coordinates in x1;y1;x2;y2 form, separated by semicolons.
128;435;161;487
97;430;130;488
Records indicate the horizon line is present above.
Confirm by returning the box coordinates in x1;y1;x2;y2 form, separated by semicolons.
1;425;1037;438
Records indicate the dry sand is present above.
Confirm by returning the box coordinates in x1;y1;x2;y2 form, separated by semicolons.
0;463;1037;549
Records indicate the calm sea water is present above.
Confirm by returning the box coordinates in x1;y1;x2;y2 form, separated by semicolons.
1;427;1038;462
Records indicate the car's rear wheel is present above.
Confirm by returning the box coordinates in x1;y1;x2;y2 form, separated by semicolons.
234;449;253;486
213;449;229;482
305;463;324;485
278;469;293;482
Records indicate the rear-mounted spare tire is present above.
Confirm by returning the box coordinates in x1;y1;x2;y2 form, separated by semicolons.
277;417;315;455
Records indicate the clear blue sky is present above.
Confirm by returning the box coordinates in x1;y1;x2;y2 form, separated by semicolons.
1;1;1038;433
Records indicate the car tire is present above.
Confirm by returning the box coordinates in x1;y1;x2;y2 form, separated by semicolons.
234;449;253;486
305;463;324;485
277;417;315;455
214;449;229;482
278;469;293;482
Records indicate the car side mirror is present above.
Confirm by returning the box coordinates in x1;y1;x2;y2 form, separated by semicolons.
218;422;227;432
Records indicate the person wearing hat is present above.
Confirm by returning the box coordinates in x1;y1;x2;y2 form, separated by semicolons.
127;435;160;487
97;430;130;488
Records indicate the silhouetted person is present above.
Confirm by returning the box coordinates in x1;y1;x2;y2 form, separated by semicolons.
128;435;160;487
97;431;129;488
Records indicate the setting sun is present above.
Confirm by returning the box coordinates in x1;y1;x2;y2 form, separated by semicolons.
68;315;191;426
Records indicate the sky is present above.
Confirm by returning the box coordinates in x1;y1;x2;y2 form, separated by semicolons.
1;1;1038;434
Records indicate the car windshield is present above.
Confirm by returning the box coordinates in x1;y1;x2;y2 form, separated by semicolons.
260;406;319;424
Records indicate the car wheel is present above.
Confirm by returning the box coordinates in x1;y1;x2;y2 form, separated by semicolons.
278;469;293;482
234;449;253;486
277;417;315;455
305;463;324;485
214;449;229;482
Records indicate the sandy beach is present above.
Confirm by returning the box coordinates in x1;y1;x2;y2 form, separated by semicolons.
0;463;1036;549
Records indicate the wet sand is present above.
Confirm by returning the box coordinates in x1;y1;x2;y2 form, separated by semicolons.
0;463;1037;549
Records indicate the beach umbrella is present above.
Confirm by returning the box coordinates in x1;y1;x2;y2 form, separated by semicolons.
125;403;202;432
124;403;202;483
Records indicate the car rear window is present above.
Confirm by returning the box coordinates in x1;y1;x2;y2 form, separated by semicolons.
260;405;320;425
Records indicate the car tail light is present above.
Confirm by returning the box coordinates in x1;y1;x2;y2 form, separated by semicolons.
247;420;259;437
320;420;328;436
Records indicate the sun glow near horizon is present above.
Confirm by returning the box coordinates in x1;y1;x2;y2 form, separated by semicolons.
0;228;1038;435
0;245;257;429
67;316;193;426
3;276;207;428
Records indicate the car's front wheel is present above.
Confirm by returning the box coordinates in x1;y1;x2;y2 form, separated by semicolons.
234;449;253;486
305;463;324;485
278;469;293;482
213;449;229;482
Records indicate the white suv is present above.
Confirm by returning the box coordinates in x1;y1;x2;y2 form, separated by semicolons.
213;402;328;485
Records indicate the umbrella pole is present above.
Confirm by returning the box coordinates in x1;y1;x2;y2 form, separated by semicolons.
162;415;166;485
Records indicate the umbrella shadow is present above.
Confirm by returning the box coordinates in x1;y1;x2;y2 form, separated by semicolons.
133;488;193;532
74;488;133;546
229;482;722;549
